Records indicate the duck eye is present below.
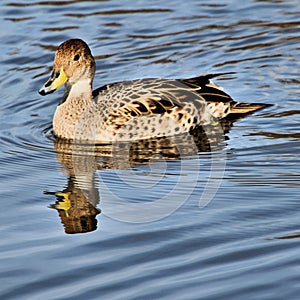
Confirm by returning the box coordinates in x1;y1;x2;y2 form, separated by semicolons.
73;54;80;61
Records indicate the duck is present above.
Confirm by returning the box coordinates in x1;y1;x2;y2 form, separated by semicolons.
39;38;269;142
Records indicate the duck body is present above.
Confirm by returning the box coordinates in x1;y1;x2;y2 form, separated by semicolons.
39;39;269;142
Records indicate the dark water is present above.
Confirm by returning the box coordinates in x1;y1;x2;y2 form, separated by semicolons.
1;0;300;299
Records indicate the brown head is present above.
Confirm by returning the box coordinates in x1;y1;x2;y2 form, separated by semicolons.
39;39;96;96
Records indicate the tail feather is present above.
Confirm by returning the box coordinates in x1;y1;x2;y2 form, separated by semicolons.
180;73;272;118
230;102;272;115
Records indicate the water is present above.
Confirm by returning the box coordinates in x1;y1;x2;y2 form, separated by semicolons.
0;0;300;299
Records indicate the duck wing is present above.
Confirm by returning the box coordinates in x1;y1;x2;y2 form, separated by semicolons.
180;73;271;118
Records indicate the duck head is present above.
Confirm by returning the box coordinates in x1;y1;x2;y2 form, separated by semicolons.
39;39;96;96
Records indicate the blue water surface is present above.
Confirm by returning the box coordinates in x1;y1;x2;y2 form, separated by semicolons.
0;0;300;299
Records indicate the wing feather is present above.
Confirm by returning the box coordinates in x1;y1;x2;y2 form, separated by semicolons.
107;95;180;129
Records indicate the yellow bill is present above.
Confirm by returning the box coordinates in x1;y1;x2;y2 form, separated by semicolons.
39;67;67;96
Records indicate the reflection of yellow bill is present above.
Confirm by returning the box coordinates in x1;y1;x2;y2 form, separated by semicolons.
54;191;71;211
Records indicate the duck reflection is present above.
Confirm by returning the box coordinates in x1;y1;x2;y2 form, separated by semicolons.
46;119;234;234
47;176;100;234
46;142;101;234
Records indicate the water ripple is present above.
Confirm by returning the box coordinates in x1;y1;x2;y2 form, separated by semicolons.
1;0;300;299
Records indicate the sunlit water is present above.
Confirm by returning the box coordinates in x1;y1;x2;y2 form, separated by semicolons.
0;0;300;299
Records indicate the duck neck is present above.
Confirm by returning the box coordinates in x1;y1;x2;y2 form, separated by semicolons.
53;78;95;140
60;78;93;106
